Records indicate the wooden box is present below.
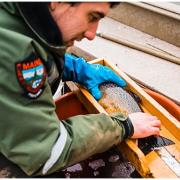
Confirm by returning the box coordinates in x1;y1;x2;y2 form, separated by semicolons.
65;58;180;178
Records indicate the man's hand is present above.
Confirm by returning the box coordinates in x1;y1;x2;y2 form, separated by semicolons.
85;64;126;100
63;53;126;100
129;112;161;139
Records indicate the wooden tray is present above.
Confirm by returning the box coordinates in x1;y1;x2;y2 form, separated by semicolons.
66;58;180;178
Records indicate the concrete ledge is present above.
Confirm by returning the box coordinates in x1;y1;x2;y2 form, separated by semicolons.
108;2;180;47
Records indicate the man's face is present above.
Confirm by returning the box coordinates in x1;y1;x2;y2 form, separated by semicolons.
50;2;110;47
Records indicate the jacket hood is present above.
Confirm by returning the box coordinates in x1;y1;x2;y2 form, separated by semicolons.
16;2;66;56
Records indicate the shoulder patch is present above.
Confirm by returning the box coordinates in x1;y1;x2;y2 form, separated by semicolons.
16;54;47;99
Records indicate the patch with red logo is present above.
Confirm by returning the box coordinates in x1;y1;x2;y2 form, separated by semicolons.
16;54;47;99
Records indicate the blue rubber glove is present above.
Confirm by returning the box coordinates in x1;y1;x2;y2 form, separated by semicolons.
63;53;127;100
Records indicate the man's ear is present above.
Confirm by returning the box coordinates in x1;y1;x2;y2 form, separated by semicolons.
49;2;59;11
49;2;72;13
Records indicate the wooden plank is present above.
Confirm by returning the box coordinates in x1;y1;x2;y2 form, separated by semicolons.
108;2;180;46
117;140;152;177
66;81;107;114
146;151;177;178
96;32;180;65
129;2;180;21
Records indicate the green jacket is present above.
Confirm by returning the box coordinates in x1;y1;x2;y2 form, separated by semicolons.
0;2;128;176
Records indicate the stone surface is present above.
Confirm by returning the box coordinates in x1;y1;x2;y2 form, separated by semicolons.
0;146;140;178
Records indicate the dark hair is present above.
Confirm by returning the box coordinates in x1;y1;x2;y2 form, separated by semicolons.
109;2;120;8
67;2;120;8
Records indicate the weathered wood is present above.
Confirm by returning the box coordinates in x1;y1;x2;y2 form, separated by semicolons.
108;2;180;47
96;32;180;65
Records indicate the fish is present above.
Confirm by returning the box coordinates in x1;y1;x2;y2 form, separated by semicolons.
98;83;142;116
98;83;174;153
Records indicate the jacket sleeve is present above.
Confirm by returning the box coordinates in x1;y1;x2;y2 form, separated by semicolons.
37;113;126;176
1;63;126;176
0;30;127;176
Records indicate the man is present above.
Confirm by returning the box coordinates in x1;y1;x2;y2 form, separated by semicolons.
0;2;161;176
